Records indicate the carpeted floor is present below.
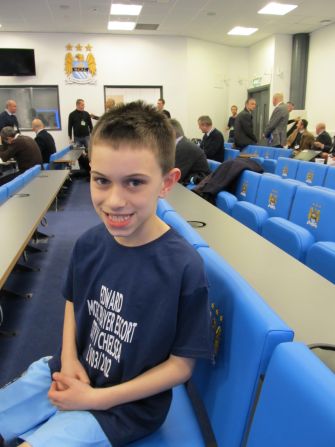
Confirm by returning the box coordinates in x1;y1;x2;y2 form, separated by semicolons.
0;177;100;386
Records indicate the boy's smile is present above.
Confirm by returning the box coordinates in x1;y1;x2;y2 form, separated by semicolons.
90;143;179;247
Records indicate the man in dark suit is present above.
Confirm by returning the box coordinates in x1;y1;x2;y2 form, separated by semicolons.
234;98;257;149
264;93;289;147
32;118;56;164
170;118;210;185
0;100;20;140
198;115;224;162
0;126;42;173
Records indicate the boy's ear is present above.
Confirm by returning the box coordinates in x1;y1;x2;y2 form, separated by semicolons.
159;168;181;198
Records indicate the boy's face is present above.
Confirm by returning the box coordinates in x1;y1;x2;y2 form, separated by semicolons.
90;142;180;247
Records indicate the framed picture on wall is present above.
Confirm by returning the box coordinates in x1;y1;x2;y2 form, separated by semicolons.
104;85;163;110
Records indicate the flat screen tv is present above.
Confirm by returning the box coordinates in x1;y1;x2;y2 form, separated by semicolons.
0;49;36;76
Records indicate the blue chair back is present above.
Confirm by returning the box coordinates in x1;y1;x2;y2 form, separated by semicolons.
247;342;335;447
323;166;335;190
6;176;25;197
275;157;299;179
295;161;328;186
255;175;297;219
235;170;262;203
224;148;240;161
207;159;221;172
276;148;293;159
0;184;9;205
156;198;175;219
162;210;209;249
289;185;335;242
193;247;293;446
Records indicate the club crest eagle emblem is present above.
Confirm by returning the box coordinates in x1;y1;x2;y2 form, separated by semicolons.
65;43;97;84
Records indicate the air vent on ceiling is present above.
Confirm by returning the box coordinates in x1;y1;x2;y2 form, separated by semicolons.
135;23;159;30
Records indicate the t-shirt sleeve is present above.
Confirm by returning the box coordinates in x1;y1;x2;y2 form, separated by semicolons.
171;257;212;361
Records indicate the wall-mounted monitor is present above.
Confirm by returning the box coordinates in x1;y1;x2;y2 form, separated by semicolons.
0;49;36;76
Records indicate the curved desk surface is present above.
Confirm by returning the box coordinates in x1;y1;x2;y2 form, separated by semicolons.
0;170;68;289
167;184;335;345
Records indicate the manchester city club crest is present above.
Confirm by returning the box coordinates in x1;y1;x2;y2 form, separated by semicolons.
65;43;97;84
307;206;321;228
240;182;248;197
267;192;278;210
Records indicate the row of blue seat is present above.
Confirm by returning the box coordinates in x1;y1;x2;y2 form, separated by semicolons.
215;169;335;283
148;201;335;446
0;165;41;205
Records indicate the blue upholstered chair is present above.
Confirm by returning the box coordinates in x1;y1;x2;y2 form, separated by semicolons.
131;247;293;447
323;165;335;190
6;175;25;197
207;159;221;172
295;160;328;186
216;170;262;215
156;198;175;219
262;158;277;173
262;185;335;262
223;147;239;161
274;157;300;179
162;210;209;249
0;184;9;205
231;175;297;233
276;148;293;159
305;241;335;284
247;342;335;447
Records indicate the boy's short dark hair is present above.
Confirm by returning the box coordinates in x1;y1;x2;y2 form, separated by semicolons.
90;101;175;174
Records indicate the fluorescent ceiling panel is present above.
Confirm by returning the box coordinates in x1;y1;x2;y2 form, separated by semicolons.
228;26;258;36
258;2;297;15
108;21;136;30
110;3;143;16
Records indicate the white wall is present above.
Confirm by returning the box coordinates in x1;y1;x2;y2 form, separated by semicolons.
306;23;335;135
0;32;249;149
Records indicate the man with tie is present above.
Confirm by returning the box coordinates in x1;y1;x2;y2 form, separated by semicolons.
198;115;224;162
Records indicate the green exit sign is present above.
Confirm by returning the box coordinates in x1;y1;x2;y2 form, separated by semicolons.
252;77;262;87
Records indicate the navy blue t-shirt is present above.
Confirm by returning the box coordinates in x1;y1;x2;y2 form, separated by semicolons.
49;223;211;446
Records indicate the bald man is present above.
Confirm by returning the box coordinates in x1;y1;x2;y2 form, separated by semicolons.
32;118;56;163
264;93;289;147
314;123;332;153
0;99;20;134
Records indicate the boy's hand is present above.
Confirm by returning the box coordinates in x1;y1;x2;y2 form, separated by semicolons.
48;373;97;411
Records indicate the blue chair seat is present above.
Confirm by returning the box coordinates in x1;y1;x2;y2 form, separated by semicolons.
215;190;237;215
131;385;204;446
231;201;268;233
305;241;335;284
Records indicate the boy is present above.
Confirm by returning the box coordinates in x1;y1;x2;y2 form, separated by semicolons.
0;101;211;447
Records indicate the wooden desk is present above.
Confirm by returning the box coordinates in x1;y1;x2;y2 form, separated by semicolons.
51;149;83;165
0;170;68;289
167;184;335;345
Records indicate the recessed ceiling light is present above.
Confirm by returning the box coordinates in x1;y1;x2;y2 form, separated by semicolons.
258;2;297;15
110;3;143;16
108;21;136;30
228;26;258;36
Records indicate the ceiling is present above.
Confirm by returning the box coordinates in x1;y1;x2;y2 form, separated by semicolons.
1;0;335;47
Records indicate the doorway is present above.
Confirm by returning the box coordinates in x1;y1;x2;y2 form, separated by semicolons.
248;85;270;145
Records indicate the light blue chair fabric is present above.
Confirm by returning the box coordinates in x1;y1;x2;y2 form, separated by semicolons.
275;157;300;179
247;342;335;447
163;210;209;249
276;148;293;159
262;185;335;261
224;147;239;161
0;184;9;205
207;159;221;172
6;176;25;197
156;198;175;219
192;247;293;446
262;158;277;173
216;170;262;215
295;160;328;186
323;165;335;190
231;175;297;233
305;241;335;284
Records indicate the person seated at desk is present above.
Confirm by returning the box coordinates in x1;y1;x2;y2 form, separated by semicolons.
198;115;224;162
313;122;332;163
32;118;56;164
0;126;42;175
170;118;210;185
287;119;315;155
